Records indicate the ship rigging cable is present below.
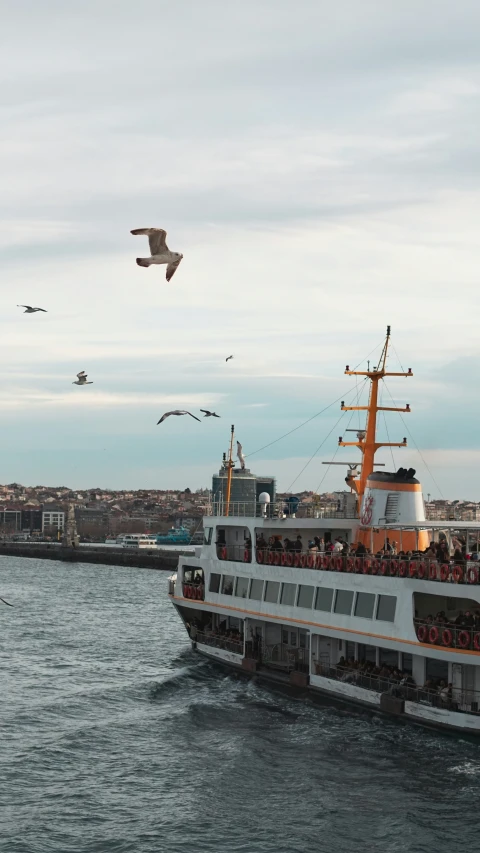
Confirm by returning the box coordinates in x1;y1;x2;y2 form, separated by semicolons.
381;379;445;500
245;339;385;462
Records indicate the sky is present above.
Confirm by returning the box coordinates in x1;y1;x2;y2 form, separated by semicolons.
1;0;480;497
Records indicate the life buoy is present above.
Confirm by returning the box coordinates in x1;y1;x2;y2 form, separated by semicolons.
256;549;264;564
363;559;371;574
398;561;407;578
428;562;437;581
474;632;480;651
220;546;227;560
354;557;362;573
457;630;470;649
379;560;388;576
409;561;417;578
268;551;274;565
300;554;307;568
417;562;426;580
294;553;301;568
322;555;330;569
428;625;439;644
280;552;287;566
467;566;478;584
315;555;323;569
346;558;354;573
307;554;315;568
244;549;251;563
286;552;294;567
390;560;398;577
441;628;453;647
335;556;343;571
371;559;379;575
453;566;464;584
273;552;281;566
417;624;428;642
440;564;449;582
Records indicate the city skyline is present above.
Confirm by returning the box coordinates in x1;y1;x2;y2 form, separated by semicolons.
2;2;480;497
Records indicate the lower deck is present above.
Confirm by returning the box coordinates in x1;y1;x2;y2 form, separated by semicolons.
172;597;480;734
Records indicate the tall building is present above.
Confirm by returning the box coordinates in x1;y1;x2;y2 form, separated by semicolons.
212;467;276;509
42;509;65;533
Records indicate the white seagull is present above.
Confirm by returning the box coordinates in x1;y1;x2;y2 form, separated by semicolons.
17;305;47;314
226;355;234;362
73;371;93;386
237;441;246;470
157;410;201;425
131;228;183;281
200;409;221;418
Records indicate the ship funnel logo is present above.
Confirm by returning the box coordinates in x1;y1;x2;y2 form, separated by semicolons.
360;494;374;527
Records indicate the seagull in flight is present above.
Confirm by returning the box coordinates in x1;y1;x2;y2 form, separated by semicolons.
131;228;183;281
225;355;234;362
157;410;201;425
237;441;246;470
17;305;47;314
73;371;93;386
200;409;221;418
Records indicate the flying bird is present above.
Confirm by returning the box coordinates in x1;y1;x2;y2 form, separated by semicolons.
237;441;246;470
131;228;183;281
200;409;221;418
157;410;201;425
0;596;13;606
226;355;234;362
73;371;93;386
17;305;47;314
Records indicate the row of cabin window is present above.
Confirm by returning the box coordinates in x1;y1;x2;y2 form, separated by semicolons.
208;573;396;622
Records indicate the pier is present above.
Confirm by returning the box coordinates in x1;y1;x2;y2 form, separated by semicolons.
0;542;189;571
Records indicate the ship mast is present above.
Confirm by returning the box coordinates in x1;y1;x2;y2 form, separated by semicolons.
339;325;412;499
224;424;235;516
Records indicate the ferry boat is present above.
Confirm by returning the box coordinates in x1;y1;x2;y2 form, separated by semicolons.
168;327;480;735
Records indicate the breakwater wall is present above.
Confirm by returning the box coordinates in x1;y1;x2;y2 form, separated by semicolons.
0;542;191;571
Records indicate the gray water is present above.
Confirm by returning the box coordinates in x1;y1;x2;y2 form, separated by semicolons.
2;557;480;853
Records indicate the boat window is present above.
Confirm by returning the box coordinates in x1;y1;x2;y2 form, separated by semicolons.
249;579;264;600
264;581;280;604
401;653;413;674
209;573;221;593
297;585;314;609
282;629;289;644
235;577;249;599
204;527;213;545
183;568;194;583
314;587;334;612
376;594;396;622
221;575;234;595
334;590;354;616
280;583;296;606
354;592;375;619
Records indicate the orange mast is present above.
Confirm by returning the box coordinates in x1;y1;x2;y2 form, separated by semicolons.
338;326;412;500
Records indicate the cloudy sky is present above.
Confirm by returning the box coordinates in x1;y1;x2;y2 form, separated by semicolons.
1;0;480;497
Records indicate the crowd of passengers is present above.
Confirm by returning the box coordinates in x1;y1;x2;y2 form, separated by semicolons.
255;534;480;563
332;657;455;705
416;609;480;630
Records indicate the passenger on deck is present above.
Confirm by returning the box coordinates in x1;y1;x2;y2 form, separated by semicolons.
293;535;303;553
333;538;343;553
256;533;268;553
464;610;474;628
284;538;294;552
423;544;436;559
270;535;284;552
308;540;318;554
355;542;367;556
453;548;465;565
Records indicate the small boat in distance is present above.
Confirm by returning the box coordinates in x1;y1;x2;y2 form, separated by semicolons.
156;527;191;545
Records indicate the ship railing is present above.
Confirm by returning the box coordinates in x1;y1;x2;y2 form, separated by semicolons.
182;582;205;601
217;544;252;563
261;643;309;673
207;501;357;519
253;550;480;584
414;618;480;653
315;664;480;715
195;631;243;656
